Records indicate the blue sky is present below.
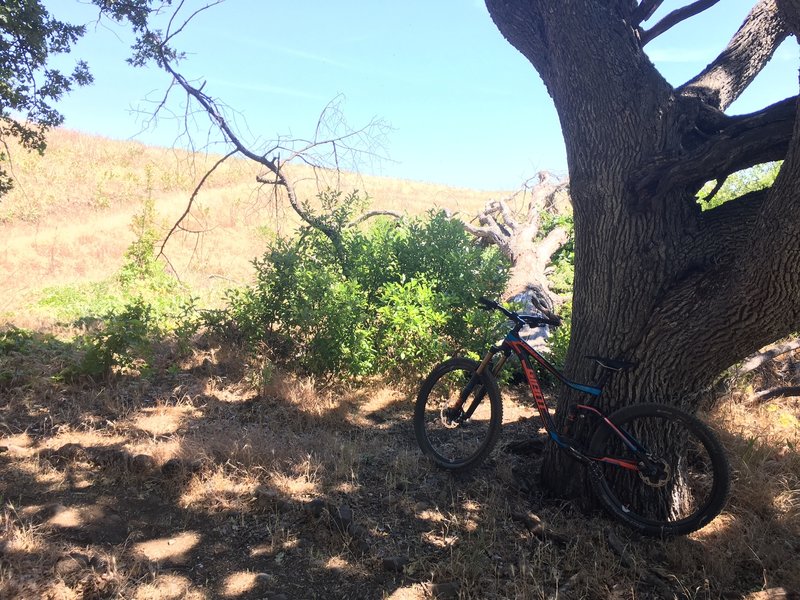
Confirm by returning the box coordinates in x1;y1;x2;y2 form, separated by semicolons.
45;1;798;190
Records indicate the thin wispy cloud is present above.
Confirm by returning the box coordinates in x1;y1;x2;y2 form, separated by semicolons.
204;26;523;99
270;46;359;71
207;30;361;72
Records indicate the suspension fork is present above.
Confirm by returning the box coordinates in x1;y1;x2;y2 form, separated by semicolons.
450;347;509;421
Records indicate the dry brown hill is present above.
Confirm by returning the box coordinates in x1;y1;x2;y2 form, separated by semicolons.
0;129;510;317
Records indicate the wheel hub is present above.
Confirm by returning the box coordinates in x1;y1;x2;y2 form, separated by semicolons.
440;406;463;428
639;457;671;487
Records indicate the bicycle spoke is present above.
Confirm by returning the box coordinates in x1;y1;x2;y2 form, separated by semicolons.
414;358;502;471
590;404;729;535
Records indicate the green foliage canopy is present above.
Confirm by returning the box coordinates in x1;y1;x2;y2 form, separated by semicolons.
0;0;175;197
698;162;782;210
0;0;91;195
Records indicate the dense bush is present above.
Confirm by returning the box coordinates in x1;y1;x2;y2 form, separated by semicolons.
224;196;510;378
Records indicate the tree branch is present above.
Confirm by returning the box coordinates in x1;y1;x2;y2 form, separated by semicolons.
679;0;789;111
525;172;568;222
463;213;513;257
777;0;800;33
537;227;570;271
348;210;403;227
753;386;800;402
736;337;800;375
632;0;665;27
633;96;796;202
484;0;553;82
641;0;721;45
477;199;520;234
155;55;386;265
158;148;237;257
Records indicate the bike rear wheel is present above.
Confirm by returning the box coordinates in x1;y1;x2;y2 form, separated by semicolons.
588;403;730;536
414;357;503;472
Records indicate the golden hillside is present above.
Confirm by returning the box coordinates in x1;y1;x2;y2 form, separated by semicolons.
0;129;510;316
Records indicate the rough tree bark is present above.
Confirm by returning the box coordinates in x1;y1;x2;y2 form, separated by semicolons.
484;0;800;498
460;172;571;316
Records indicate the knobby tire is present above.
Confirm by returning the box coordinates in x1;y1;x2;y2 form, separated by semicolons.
414;358;503;472
588;403;730;536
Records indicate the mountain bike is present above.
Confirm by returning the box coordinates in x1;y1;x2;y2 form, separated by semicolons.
413;297;730;536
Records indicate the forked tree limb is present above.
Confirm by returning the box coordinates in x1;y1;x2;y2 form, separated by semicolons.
158;148;236;258
463;212;514;257
633;96;796;201
459;176;572;315
632;0;665;27
153;50;387;265
641;0;721;45
521;171;567;221
679;0;789;111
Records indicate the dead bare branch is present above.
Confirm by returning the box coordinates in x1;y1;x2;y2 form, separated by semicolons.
164;1;225;47
348;210;403;227
458;176;572;316
753;386;800;402
158;148;236;257
736;337;800;375
122;2;392;275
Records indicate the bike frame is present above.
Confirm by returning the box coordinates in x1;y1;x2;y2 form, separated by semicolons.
473;329;645;471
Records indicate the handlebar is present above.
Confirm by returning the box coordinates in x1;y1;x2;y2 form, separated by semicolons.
478;296;562;328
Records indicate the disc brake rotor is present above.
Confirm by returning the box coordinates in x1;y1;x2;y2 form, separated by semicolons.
440;405;462;429
639;458;671;487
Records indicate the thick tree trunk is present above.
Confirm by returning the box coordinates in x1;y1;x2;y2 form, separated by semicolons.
485;0;800;500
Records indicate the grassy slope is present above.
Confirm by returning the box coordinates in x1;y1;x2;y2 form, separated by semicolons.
0;130;798;599
0;128;507;320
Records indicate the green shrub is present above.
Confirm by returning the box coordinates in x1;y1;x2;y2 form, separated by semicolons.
38;195;200;380
223;194;510;379
376;277;448;374
74;298;156;379
545;301;572;369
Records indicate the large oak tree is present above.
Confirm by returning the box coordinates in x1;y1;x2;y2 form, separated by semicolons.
485;0;800;496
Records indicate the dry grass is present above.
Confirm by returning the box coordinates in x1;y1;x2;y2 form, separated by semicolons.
0;128;506;318
1;333;798;599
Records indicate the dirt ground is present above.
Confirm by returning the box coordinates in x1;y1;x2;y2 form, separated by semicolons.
1;342;799;599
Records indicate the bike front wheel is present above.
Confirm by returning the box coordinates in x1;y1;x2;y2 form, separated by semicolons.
588;403;730;536
414;357;503;472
